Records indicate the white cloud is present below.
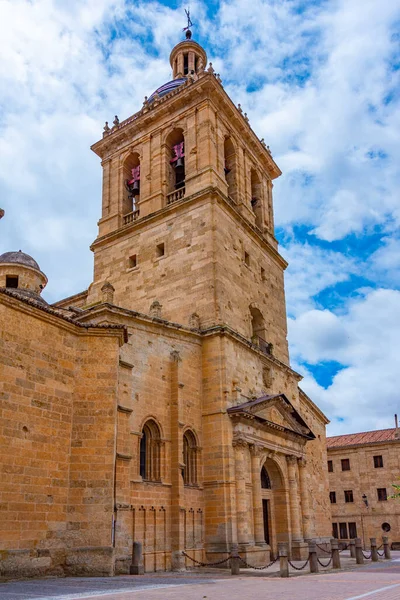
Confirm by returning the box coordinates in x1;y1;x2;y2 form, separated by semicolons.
289;289;400;434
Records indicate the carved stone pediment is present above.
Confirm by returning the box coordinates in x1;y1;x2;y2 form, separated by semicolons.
227;394;315;440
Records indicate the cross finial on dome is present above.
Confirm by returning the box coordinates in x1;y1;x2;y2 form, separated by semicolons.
183;8;193;39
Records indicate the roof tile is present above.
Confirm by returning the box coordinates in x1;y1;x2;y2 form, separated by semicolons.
327;428;399;448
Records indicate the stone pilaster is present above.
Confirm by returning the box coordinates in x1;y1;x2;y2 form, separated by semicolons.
233;438;250;545
170;350;185;570
298;457;313;540
250;444;265;545
286;455;302;542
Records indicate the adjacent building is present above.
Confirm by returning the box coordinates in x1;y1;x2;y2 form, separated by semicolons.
0;30;332;578
327;425;400;548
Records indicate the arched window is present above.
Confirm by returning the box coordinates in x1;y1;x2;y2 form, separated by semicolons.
250;169;262;229
250;305;271;354
261;466;271;489
123;152;140;220
166;129;185;201
139;419;161;482
224;137;237;203
183;430;198;486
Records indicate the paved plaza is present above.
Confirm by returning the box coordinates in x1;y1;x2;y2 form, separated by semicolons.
1;552;400;600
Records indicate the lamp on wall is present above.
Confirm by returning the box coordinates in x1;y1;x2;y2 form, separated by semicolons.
362;494;369;508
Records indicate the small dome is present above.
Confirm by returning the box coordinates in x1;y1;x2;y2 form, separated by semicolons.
148;78;187;102
0;250;41;271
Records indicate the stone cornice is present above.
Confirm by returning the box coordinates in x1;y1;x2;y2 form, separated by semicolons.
91;74;281;179
0;288;128;344
90;185;288;270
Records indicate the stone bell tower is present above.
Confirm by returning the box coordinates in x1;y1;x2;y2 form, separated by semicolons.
87;29;289;364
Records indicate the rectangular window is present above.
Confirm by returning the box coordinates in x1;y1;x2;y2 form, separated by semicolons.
344;490;354;503
374;455;383;468
128;254;137;269
377;488;387;501
156;243;165;258
341;458;350;471
339;522;348;539
348;522;357;539
328;460;333;473
6;275;18;288
332;523;339;539
329;491;336;504
244;251;250;266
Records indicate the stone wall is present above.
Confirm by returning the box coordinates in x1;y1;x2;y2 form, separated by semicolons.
0;293;123;578
328;442;400;546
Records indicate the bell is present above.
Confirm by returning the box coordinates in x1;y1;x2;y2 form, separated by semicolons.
175;157;184;173
131;180;140;195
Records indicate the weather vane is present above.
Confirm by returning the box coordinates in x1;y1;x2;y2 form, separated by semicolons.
183;8;193;32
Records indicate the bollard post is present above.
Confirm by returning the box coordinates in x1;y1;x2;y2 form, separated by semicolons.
230;543;240;575
355;538;364;565
130;541;144;575
279;542;289;578
331;538;341;569
309;541;319;573
383;536;391;560
370;537;378;562
349;539;356;558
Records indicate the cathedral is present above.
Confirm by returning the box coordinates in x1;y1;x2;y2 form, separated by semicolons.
0;30;331;578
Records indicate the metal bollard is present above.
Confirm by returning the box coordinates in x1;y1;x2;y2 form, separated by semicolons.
383;536;391;560
309;541;319;573
331;538;341;569
279;542;289;578
355;538;364;565
130;541;144;575
230;543;240;575
370;537;378;562
349;539;356;558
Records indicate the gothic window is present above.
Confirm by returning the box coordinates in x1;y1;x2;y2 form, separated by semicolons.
224;137;237;202
166;129;185;196
123;152;140;217
183;430;198;486
250;305;270;354
261;466;271;489
250;169;262;229
139;419;161;482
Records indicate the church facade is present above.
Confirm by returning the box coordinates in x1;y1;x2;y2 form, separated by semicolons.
0;33;331;578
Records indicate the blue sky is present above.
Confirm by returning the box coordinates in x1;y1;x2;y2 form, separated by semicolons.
0;0;399;435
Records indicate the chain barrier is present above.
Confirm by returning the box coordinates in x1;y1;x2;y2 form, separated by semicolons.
182;551;231;567
339;544;349;553
362;551;372;559
315;543;331;554
238;555;279;570
288;556;310;571
317;556;333;568
377;550;385;557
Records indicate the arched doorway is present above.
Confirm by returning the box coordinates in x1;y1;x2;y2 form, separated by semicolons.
260;457;289;558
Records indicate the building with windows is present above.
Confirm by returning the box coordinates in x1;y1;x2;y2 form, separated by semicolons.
327;426;400;548
0;30;332;578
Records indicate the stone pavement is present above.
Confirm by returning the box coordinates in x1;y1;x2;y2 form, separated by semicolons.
1;552;400;600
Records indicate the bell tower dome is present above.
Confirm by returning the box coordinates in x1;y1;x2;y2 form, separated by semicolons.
170;30;207;79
